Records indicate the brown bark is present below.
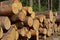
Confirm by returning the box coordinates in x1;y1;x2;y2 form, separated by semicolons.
0;1;14;16
0;0;22;16
0;16;11;30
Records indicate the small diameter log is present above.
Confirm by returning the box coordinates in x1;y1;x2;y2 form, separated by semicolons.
18;29;36;36
44;19;50;28
49;10;54;22
31;11;36;19
0;16;11;30
27;7;33;14
47;28;53;37
0;27;3;39
39;27;47;34
37;14;46;23
0;1;14;16
33;19;39;30
28;17;33;27
22;7;28;11
53;24;58;33
20;27;28;36
18;10;27;21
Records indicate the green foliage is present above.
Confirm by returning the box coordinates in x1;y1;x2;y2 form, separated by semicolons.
20;0;59;12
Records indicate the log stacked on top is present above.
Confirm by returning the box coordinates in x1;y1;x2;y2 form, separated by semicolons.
0;0;60;40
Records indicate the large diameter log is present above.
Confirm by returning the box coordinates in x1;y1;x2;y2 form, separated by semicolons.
12;0;22;14
0;16;11;30
31;12;36;19
1;26;19;40
0;1;14;16
0;27;3;39
0;0;22;16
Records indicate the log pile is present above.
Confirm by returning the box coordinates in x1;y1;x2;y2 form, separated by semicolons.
0;0;60;40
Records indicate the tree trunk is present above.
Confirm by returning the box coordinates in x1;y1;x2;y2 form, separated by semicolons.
30;0;33;7
48;0;50;10
38;0;41;11
59;0;60;11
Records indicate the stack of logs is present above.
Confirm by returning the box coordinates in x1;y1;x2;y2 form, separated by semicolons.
0;0;60;40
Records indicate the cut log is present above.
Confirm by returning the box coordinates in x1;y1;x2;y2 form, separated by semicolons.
20;27;28;36
49;10;54;22
39;27;47;34
12;0;22;14
53;24;58;32
0;27;3;39
28;17;33;27
1;26;18;40
33;19;39;30
43;28;47;35
27;7;33;14
11;24;17;30
44;19;50;28
31;12;36;19
0;16;11;30
22;7;28;11
0;0;22;16
47;28;53;37
18;10;27;21
37;14;46;23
